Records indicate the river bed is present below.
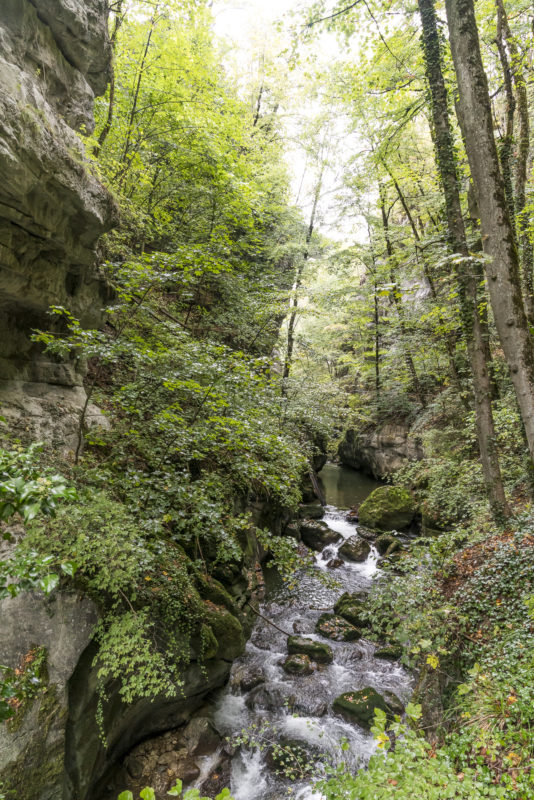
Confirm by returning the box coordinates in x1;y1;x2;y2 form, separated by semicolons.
208;464;413;800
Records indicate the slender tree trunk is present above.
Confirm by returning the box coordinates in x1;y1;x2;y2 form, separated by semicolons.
378;184;426;406
282;169;323;396
445;0;534;467
496;0;534;325
93;0;125;158
383;165;464;395
117;5;160;187
494;2;517;235
419;0;509;519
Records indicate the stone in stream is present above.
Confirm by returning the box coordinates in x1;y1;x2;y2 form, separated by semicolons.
374;643;403;661
315;614;362;642
287;635;334;664
334;592;368;627
358;486;415;531
338;536;371;562
300;520;341;551
284;521;301;541
333;688;405;729
282;653;314;676
230;664;265;692
326;557;343;569
298;502;324;520
375;532;401;556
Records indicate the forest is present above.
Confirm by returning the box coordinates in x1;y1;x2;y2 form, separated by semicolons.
0;0;533;798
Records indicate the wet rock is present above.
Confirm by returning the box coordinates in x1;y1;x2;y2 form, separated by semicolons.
326;557;343;569
298;502;324;520
230;664;265;692
284;521;301;541
375;533;401;556
358;486;415;531
292;618;308;634
245;685;289;712
338;536;371;562
383;690;404;716
374;644;402;661
282;654;314;676
199;753;232;798
288;694;327;717
315;614;361;642
333;592;368;627
300;520;341;551
287;635;333;664
338;423;423;479
357;526;378;541
333;687;389;729
181;718;221;757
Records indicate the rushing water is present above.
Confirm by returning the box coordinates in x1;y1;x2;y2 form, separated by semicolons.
209;465;413;800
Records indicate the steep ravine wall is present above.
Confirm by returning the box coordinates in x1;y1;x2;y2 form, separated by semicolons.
0;0;117;448
338;421;424;480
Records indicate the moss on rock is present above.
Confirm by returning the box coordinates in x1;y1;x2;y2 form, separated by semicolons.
333;592;368;627
287;635;333;664
315;614;361;642
358;486;415;531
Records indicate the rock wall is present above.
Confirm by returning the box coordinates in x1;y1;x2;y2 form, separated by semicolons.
338;421;423;479
0;0;117;448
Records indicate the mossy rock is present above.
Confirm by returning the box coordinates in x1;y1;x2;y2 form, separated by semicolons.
315;614;361;642
374;644;402;661
333;592;367;627
287;635;333;664
300;520;341;551
383;690;404;716
204;604;245;660
282;653;314;676
298;502;324;520
358;486;415;531
375;533;401;556
333;687;389;729
338;536;371;562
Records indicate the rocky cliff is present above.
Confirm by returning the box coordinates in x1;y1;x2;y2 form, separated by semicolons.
338;421;423;479
0;0;117;448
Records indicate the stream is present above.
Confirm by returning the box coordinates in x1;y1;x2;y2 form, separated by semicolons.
208;463;414;800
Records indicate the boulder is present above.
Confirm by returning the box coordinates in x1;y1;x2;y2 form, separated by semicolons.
333;593;367;627
287;636;333;664
333;688;389;729
358;486;415;531
284;521;301;541
383;691;404;716
315;614;361;642
181;718;221;757
300;520;340;551
374;644;402;661
230;664;265;692
374;533;401;556
282;654;314;676
338;536;371;562
298;502;324;520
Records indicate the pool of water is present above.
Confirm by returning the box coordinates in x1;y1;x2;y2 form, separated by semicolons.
319;463;382;509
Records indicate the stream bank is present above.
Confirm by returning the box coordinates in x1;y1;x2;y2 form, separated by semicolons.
105;464;414;800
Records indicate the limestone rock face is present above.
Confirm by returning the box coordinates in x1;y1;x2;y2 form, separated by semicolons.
338;422;423;479
0;0;117;446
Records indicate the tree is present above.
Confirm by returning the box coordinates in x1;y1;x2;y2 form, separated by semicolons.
418;0;509;519
445;0;534;467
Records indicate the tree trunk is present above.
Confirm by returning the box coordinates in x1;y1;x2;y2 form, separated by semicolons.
419;0;509;519
495;0;534;325
445;0;534;467
282;169;323;396
93;0;125;158
378;183;426;406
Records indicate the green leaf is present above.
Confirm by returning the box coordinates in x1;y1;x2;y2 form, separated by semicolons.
118;793;134;800
39;573;59;594
140;789;156;800
167;780;182;796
